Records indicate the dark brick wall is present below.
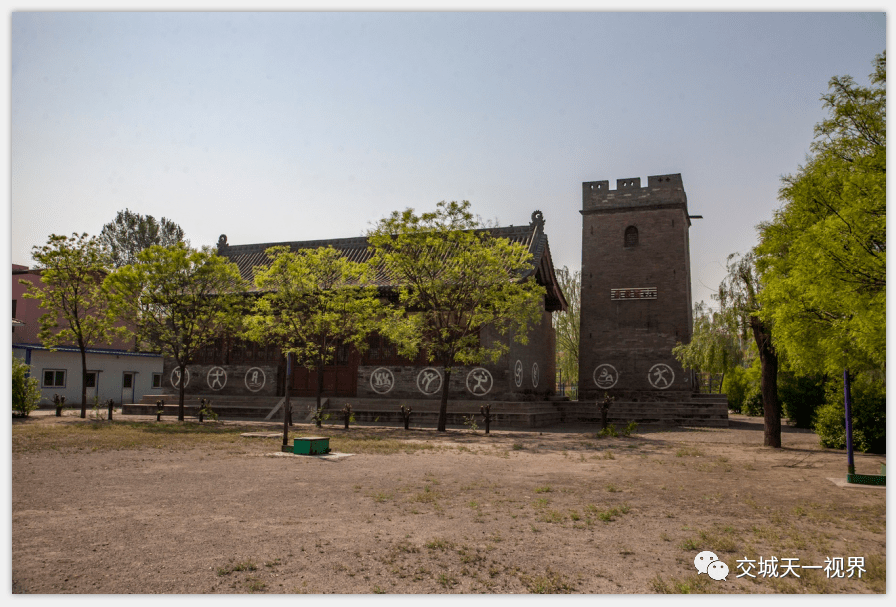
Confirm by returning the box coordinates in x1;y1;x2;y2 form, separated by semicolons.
578;174;694;400
357;308;557;401
495;309;556;398
158;287;560;402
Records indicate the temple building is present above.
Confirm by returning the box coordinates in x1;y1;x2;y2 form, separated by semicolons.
160;211;568;402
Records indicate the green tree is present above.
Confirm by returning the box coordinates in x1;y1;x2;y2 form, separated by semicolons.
757;52;885;377
99;208;186;268
672;301;743;394
12;356;42;417
105;243;244;421
717;252;781;448
552;266;579;398
244;246;384;443
368;201;545;432
22;233;118;418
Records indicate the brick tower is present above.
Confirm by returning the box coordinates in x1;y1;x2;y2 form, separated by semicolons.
578;174;695;402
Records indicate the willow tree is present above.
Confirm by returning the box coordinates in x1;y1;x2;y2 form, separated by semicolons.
368;201;545;432
105;243;244;421
718;252;780;448
552;266;580;398
23;233;118;418
243;246;384;444
672;301;743;394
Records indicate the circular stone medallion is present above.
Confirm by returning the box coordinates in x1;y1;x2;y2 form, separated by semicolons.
370;367;395;394
466;368;494;396
170;368;190;388
647;363;675;389
245;367;266;392
207;367;227;391
513;360;523;388
593;364;619;389
416;368;442;395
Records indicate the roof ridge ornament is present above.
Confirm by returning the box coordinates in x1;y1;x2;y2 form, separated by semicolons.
217;234;228;251
530;210;545;230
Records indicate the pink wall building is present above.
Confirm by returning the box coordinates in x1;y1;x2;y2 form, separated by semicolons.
12;264;132;349
12;264;164;406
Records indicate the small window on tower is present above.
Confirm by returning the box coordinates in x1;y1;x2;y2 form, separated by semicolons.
624;226;639;247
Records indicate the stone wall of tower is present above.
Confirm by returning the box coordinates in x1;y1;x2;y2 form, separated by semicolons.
578;174;694;401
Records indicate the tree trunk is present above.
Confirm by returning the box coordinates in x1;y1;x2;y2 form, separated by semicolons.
718;373;725;394
315;365;324;428
178;362;187;422
283;354;292;449
437;367;451;432
843;369;855;475
79;345;88;418
751;317;780;448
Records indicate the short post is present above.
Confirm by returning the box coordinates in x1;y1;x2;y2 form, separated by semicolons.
342;404;352;429
156;399;164;422
54;394;65;417
599;392;614;430
107;398;115;421
480;404;493;434
400;405;412;430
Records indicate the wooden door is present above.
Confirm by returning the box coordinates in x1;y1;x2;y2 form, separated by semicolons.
290;344;358;397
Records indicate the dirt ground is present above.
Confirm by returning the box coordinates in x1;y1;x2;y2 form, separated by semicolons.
11;411;886;594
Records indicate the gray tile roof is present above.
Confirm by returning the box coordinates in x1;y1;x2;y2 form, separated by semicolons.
215;210;568;312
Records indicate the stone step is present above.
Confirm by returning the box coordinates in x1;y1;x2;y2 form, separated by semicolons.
123;396;728;428
560;406;728;415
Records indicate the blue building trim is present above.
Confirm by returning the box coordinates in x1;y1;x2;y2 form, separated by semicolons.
12;344;162;358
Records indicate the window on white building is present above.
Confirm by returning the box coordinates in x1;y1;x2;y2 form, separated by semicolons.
43;369;66;388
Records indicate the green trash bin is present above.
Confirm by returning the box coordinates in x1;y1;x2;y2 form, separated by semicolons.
294;436;330;455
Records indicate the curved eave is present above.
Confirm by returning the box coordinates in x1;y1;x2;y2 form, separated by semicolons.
531;235;568;313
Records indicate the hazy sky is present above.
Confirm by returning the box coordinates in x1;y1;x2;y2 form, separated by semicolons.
7;9;886;307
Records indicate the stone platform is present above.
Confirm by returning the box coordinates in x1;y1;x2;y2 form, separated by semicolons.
124;393;728;428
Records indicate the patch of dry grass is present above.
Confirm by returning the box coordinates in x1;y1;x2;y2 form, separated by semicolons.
11;420;439;456
12;420;254;453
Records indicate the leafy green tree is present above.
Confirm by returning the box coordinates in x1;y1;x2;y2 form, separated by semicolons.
756;53;885;377
673;301;743;394
105;243;244;421
777;369;826;430
99;209;186;268
12;356;42;417
723;363;760;415
243;246;385;443
22;233;118;418
368;200;545;432
552;266;579;398
717;252;781;448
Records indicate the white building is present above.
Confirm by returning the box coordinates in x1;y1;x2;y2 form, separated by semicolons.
13;344;164;406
